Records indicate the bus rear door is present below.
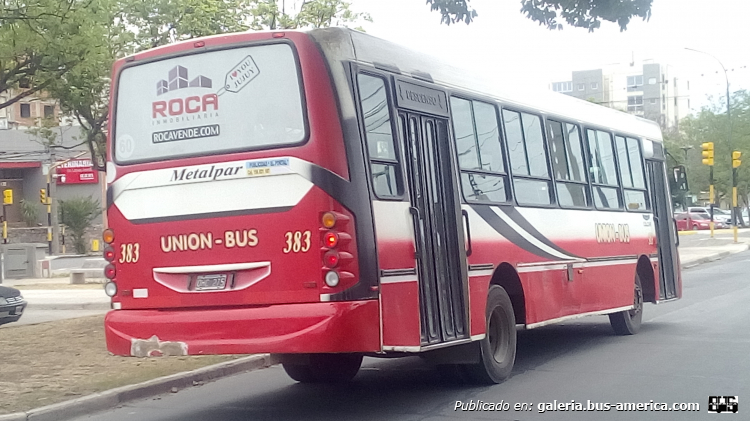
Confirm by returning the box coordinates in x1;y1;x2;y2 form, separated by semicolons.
395;78;469;346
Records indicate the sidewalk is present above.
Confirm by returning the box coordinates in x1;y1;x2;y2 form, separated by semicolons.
2;278;109;310
677;229;750;269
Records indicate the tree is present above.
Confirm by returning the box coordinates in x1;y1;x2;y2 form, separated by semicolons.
425;0;653;31
0;0;97;110
59;196;102;254
247;0;371;30
40;0;370;170
666;90;750;215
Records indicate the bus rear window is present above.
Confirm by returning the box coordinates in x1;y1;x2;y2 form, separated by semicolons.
114;43;306;164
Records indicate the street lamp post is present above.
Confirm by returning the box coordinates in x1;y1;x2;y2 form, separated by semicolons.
679;146;692;210
685;47;737;241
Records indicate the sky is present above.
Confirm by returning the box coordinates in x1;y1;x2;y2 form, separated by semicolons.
348;0;750;115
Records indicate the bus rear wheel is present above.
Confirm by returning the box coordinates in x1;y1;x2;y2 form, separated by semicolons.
464;285;517;384
609;273;643;335
282;353;363;383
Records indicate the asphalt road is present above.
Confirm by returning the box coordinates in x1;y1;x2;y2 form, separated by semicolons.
72;251;750;421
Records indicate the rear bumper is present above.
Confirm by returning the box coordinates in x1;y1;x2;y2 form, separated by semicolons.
105;300;381;356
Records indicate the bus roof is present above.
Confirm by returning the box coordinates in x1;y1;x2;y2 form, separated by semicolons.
307;27;663;142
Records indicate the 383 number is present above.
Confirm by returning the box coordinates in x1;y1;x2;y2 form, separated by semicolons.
119;243;140;263
283;231;311;253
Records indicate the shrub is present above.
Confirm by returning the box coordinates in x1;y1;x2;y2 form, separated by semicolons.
20;199;39;227
59;196;101;254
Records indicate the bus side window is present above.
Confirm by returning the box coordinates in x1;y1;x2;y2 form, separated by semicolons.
357;73;402;199
616;136;650;211
502;109;553;206
547;120;589;208
586;129;622;210
450;97;509;203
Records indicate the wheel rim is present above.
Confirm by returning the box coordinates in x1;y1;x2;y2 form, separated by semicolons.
629;281;643;318
488;307;509;363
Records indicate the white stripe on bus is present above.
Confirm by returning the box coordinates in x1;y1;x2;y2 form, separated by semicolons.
491;207;580;261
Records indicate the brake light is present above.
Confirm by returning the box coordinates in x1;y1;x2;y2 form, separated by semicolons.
320;210;354;291
103;246;115;262
104;264;116;279
324;232;338;248
324;251;340;268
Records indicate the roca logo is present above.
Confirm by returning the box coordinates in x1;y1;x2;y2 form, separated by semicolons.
152;94;218;118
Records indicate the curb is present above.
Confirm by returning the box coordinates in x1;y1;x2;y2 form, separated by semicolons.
681;245;749;269
0;354;276;421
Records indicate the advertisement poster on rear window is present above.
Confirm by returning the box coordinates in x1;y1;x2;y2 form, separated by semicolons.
114;43;306;163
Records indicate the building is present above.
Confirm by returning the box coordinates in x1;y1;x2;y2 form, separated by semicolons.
0;127;102;226
0;85;63;130
551;61;690;131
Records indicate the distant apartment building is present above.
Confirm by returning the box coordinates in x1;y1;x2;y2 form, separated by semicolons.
0;83;63;130
551;62;690;131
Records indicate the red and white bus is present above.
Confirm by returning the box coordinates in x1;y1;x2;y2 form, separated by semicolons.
103;28;681;384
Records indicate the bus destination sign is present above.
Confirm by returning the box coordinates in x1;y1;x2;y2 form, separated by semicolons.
394;79;449;117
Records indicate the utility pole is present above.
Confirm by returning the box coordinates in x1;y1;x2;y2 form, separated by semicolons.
733;151;742;243
48;147;61;254
686;48;734;233
679;145;693;210
702;142;715;237
45;150;88;255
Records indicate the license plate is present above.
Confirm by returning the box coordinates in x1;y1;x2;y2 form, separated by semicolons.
194;274;228;291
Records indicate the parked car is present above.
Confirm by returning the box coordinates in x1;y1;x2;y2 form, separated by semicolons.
687;207;731;224
0;285;27;326
675;212;728;231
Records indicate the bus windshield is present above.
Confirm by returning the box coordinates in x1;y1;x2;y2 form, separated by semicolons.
113;42;306;164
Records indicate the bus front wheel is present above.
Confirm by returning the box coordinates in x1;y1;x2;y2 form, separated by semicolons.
281;353;363;383
464;285;517;384
609;273;643;335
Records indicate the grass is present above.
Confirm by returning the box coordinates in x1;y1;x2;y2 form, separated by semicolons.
0;315;241;415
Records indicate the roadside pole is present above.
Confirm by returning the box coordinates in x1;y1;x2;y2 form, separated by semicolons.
2;188;11;244
702;142;715;237
49;148;61;255
45;150;88;255
732;151;742;243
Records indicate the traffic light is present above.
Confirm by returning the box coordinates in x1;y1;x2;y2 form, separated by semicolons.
702;142;715;166
2;189;12;205
733;151;742;168
40;188;47;204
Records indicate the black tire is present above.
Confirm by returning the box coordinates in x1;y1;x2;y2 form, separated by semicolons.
282;362;316;383
692;224;699;231
464;285;517;384
282;353;363;383
609;274;644;335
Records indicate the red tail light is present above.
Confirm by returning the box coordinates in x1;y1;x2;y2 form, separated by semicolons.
324;232;338;248
104;264;116;279
103;246;115;262
324;251;340;268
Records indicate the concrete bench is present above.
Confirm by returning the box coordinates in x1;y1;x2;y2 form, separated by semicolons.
70;268;105;284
